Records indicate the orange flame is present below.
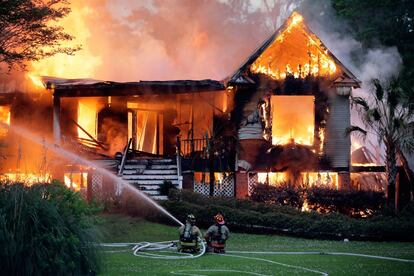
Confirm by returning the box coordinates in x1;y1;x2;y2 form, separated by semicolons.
77;99;98;143
27;74;45;89
258;171;338;188
64;172;88;191
27;5;101;85
250;12;337;80
271;96;314;146
0;106;11;137
0;173;51;185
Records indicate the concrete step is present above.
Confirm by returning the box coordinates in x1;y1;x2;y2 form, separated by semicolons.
123;174;178;180
126;179;179;185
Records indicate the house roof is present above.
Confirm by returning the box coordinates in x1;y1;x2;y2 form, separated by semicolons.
43;77;225;97
226;12;361;87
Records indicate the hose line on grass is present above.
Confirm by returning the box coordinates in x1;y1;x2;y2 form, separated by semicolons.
101;239;206;260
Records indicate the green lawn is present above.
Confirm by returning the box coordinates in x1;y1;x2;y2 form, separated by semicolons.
97;214;414;275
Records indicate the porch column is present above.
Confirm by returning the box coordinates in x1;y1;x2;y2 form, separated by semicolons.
53;95;61;144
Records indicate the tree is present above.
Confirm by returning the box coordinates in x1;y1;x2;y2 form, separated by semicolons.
0;0;79;70
331;0;414;90
349;78;414;213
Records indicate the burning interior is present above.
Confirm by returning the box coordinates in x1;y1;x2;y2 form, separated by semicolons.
271;95;314;146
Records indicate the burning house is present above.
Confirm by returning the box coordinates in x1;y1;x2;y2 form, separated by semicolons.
0;12;385;199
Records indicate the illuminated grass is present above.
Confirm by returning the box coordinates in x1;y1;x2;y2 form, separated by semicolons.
98;214;414;275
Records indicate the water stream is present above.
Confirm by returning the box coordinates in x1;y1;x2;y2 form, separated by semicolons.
2;123;183;226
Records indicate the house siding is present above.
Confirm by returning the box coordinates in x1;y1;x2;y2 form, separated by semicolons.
325;94;351;168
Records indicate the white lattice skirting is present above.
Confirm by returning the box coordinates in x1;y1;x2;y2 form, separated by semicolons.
194;174;234;197
247;172;258;196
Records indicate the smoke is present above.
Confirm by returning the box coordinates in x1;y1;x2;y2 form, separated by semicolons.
298;1;402;84
297;0;403;163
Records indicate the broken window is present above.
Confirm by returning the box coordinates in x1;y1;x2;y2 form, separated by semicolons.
271;96;314;146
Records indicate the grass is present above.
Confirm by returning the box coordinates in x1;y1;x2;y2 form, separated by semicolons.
97;214;414;275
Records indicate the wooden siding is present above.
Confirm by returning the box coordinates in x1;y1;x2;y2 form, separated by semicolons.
325;94;351;168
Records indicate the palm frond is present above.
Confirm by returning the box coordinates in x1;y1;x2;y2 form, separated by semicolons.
351;96;370;111
345;125;367;137
372;79;384;101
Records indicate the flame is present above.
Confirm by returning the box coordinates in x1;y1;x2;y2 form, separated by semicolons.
301;199;310;212
257;171;338;188
27;5;101;85
318;127;325;154
250;12;337;80
77;99;98;143
258;172;287;184
302;172;338;188
0;106;11;137
27;74;45;89
352;163;378;167
64;172;87;191
0;173;51;185
271;96;314;146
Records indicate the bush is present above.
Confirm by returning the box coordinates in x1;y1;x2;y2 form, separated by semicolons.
306;188;385;217
159;180;177;196
250;184;385;218
162;190;414;241
0;181;100;275
250;183;303;208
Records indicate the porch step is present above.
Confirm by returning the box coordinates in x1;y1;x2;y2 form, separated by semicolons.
119;157;181;199
151;195;169;200
121;164;177;170
122;170;177;180
126;179;180;185
126;159;174;164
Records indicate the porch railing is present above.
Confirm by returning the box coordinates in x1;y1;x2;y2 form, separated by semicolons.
179;137;208;158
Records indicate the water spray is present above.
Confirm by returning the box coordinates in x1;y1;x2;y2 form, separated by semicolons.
1;123;183;226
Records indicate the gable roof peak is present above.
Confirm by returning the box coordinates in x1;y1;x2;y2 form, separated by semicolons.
227;11;360;87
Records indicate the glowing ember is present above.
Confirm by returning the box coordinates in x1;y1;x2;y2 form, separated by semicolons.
301;199;310;212
0;173;51;185
250;12;337;80
271;96;314;146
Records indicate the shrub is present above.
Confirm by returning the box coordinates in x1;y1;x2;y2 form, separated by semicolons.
162;190;414;241
159;180;176;196
305;188;385;217
250;183;303;208
250;184;385;218
0;181;100;275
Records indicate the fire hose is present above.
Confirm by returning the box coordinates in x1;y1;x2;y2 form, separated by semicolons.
100;238;206;260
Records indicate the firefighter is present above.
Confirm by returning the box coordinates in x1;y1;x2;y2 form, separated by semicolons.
204;212;230;253
178;214;202;253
